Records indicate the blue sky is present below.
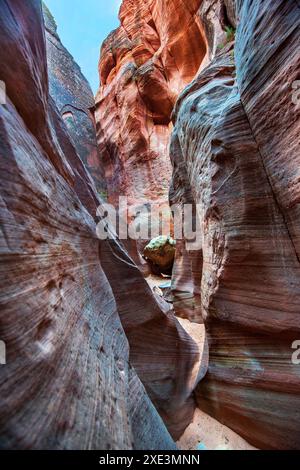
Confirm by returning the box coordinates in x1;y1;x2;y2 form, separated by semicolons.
45;0;121;94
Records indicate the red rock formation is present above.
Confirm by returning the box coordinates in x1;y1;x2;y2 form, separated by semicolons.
170;0;300;450
95;0;207;255
0;0;205;449
1;0;298;452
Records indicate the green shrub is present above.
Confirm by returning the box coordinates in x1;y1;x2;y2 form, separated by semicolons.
225;26;236;43
217;26;236;51
98;190;108;200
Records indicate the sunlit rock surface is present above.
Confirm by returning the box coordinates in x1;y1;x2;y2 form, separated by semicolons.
95;0;207;254
170;0;300;450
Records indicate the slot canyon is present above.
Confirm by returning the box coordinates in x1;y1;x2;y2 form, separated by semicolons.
0;0;300;451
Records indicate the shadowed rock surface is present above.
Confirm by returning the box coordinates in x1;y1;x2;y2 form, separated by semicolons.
170;0;300;450
0;0;206;449
1;0;300;452
42;2;106;196
96;0;300;450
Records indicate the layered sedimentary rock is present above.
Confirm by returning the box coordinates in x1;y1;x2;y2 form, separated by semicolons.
0;0;205;449
2;0;299;452
169;0;235;319
95;0;208;258
100;238;207;439
42;3;106;196
170;0;300;449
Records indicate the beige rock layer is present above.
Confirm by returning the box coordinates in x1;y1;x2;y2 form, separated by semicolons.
178;408;256;450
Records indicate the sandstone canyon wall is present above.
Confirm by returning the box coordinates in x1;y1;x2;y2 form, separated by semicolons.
169;0;300;450
169;0;237;318
0;0;205;449
97;0;300;450
96;0;238;308
43;3;106;196
95;0;208;260
1;0;300;451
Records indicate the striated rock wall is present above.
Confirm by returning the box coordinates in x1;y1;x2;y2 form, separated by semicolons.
170;0;300;449
0;0;204;449
169;0;234;320
95;0;208;255
42;2;106;196
2;0;299;451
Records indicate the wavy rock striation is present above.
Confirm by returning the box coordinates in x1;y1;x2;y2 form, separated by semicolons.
1;0;299;451
0;0;205;449
170;0;300;450
169;0;236;320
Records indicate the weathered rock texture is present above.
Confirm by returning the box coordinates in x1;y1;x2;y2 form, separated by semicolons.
95;0;208;256
144;236;176;275
2;0;299;452
0;0;206;449
42;3;106;196
170;0;300;450
169;0;234;320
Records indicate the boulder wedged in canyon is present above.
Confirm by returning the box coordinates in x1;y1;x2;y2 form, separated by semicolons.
143;236;176;275
95;0;207;257
0;0;205;449
170;0;300;449
42;3;106;196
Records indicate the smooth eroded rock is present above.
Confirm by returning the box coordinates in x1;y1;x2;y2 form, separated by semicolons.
170;0;300;449
0;0;204;449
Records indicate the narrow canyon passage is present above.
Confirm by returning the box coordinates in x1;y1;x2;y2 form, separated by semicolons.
0;0;300;452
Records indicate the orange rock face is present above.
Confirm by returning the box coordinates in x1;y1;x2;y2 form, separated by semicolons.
95;0;207;248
